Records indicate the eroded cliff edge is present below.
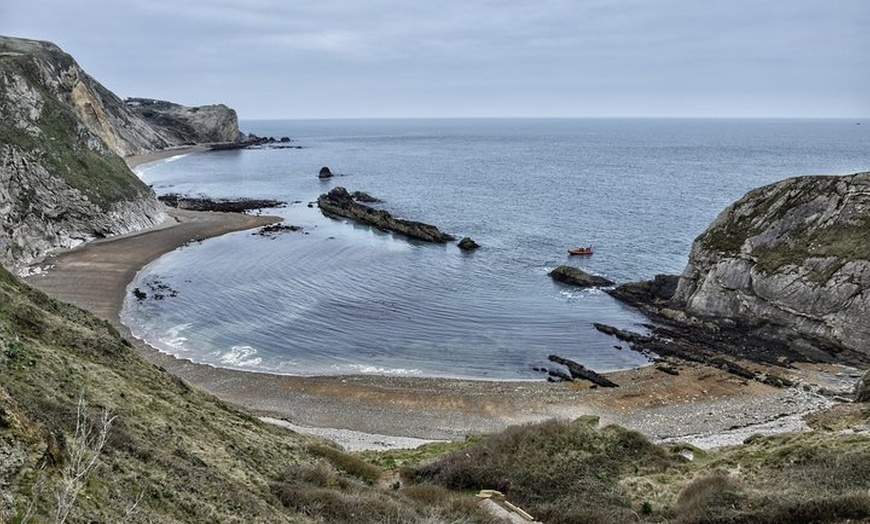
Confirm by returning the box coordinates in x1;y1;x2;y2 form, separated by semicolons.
610;172;870;365
0;36;243;272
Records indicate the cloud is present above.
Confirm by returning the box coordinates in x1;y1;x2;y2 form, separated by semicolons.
3;0;868;117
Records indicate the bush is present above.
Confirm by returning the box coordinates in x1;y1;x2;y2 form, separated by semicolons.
308;443;383;485
408;418;680;523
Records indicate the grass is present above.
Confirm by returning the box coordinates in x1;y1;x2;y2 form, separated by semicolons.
0;52;149;212
405;415;870;524
3;259;870;523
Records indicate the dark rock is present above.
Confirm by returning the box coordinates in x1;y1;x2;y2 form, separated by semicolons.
458;237;480;251
656;365;680;376
253;224;303;238
158;194;286;213
856;370;870;402
548;265;614;288
351;191;381;203
318;166;334;179
547;355;618;387
317;187;455;243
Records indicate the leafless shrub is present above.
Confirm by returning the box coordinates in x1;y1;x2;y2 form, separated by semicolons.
52;395;116;524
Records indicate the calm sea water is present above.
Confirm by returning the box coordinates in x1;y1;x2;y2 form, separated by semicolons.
123;118;869;379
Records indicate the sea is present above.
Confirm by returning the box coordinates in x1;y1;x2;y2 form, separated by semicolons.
122;118;870;380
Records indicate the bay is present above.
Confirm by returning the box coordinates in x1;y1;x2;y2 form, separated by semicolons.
122;118;870;379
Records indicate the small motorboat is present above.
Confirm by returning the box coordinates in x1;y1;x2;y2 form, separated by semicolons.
568;246;593;256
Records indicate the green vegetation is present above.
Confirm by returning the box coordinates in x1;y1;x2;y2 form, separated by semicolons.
2;260;869;523
407;417;870;524
697;176;870;281
0;265;509;523
753;217;870;280
0;53;147;211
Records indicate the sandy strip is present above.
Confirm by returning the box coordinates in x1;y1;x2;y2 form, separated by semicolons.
21;151;852;450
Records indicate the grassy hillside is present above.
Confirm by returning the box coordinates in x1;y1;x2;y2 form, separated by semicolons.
1;266;868;523
400;415;870;524
0;267;498;523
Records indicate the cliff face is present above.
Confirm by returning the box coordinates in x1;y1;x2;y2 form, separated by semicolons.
126;97;243;144
671;172;870;361
0;36;168;272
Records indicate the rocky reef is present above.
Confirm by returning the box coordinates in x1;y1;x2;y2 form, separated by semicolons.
317;186;455;243
610;172;870;366
0;36;167;272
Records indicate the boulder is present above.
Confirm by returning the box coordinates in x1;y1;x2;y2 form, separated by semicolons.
318;166;333;179
548;265;614;288
458;237;480;250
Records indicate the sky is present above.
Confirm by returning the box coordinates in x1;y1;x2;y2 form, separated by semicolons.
2;0;868;119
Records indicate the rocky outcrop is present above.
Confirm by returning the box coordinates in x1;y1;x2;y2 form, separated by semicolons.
0;36;168;272
126;97;243;144
458;237;480;251
612;172;870;365
0;36;177;158
549;265;614;287
317;187;455;243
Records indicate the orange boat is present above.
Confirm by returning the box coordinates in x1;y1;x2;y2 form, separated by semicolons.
568;246;593;256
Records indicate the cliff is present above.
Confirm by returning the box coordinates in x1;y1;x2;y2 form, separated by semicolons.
0;36;171;272
126;97;243;144
0;36;245;273
614;172;870;364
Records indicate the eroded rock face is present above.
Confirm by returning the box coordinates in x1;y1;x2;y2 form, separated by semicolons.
0;36;167;271
126;98;243;144
0;36;177;157
671;172;870;361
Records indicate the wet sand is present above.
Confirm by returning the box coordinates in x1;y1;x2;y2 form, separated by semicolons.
22;152;852;449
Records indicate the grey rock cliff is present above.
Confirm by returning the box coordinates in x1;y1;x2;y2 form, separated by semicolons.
126;97;243;144
670;172;870;361
0;36;167;271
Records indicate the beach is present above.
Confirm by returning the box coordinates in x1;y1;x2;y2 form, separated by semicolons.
21;151;860;450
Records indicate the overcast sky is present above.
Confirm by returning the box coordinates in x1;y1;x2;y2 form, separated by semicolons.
2;0;868;119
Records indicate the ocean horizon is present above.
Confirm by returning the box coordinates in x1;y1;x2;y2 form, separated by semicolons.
123;117;870;380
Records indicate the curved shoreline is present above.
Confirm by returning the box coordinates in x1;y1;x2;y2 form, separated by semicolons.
20;153;852;449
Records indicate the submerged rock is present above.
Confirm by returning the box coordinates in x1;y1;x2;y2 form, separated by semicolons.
548;265;614;287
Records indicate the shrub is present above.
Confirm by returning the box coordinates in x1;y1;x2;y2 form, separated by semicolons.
308;443;383;485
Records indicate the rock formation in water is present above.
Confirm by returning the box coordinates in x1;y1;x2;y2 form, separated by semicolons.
317;186;455;243
549;265;614;287
611;172;870;364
